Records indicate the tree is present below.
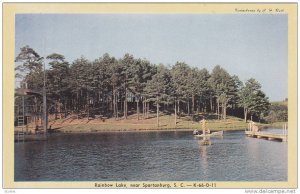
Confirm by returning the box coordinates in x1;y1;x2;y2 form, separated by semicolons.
230;75;243;109
266;102;288;123
171;62;191;122
128;58;155;120
15;46;45;127
15;45;43;76
195;68;211;113
15;45;44;90
145;64;172;127
209;65;237;120
186;67;197;116
15;45;272;124
92;54;118;118
69;57;92;115
120;54;136;119
46;53;70;118
103;54;122;119
238;78;270;122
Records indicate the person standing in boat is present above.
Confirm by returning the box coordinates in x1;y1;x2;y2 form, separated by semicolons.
200;117;210;135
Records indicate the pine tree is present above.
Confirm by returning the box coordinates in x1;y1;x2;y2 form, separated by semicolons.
46;53;70;118
15;45;44;90
145;64;172;127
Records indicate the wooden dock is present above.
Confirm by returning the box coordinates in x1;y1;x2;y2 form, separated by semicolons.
245;131;287;142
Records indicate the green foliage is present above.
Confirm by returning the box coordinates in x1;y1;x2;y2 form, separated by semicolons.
265;101;288;123
15;45;273;122
208;65;241;119
145;64;172;102
46;53;70;100
15;45;43;74
238;78;270;122
15;46;43;87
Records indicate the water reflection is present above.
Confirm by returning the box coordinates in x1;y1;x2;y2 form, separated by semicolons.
15;130;287;181
197;140;208;167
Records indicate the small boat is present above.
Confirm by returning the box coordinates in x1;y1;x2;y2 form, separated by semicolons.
194;130;224;138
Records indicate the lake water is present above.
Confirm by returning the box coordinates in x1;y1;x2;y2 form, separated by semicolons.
14;130;287;181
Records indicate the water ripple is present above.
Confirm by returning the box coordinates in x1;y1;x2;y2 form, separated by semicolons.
15;130;287;181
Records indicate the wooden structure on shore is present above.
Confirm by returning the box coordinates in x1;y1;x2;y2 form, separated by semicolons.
15;86;48;142
245;122;288;142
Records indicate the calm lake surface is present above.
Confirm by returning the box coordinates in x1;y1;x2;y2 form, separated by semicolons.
15;130;287;181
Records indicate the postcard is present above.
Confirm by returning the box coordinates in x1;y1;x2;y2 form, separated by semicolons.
2;2;297;191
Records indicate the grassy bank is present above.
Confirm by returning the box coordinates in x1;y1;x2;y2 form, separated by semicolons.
49;113;251;133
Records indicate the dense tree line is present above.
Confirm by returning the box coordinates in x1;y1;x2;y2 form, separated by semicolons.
15;45;272;125
265;101;288;123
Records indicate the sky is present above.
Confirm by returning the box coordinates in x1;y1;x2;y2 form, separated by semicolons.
15;14;288;101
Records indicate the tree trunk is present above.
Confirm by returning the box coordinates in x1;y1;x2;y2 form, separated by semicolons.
210;96;213;113
55;100;58;120
116;92;119;120
77;90;79;119
142;98;145;119
124;88;127;119
147;101;149;119
123;99;125;118
177;100;180;115
120;94;123;113
113;85;116;119
34;96;38;126
199;97;202;113
87;92;90;120
174;100;177;126
217;98;220;120
65;100;68;118
110;95;113;111
144;101;146;118
197;99;199;114
156;96;159;128
187;98;190;115
102;93;105;116
192;94;195;114
136;99;139;120
223;101;227;120
244;107;248;122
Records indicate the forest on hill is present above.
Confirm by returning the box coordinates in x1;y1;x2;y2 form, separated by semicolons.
15;45;286;125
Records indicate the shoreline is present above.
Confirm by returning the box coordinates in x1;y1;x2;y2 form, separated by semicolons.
52;125;246;134
20;114;285;134
50;123;284;134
